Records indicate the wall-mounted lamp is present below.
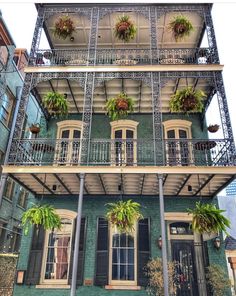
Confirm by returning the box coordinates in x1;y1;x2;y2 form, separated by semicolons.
188;185;192;192
16;270;25;284
52;184;57;191
213;236;221;250
157;235;162;249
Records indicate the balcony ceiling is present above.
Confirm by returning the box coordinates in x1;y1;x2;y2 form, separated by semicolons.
35;77;211;114
45;11;204;49
9;171;234;197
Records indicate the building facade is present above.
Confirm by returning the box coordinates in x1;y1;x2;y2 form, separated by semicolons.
1;3;236;296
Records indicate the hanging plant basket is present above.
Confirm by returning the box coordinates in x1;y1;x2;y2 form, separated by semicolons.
22;204;62;235
114;15;137;42
170;87;206;113
53;15;75;40
169;15;194;42
29;123;40;134
106;200;143;233
207;124;220;133
187;202;230;235
106;92;134;121
43;91;68;118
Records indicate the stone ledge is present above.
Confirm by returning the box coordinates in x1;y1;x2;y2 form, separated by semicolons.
105;285;141;290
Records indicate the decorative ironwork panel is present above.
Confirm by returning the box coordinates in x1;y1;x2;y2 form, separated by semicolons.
29;6;45;60
44;6;92;20
149;6;158;64
88;7;99;65
99;6;149;20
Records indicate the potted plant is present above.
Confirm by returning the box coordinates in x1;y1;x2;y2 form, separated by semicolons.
114;15;137;42
22;204;61;235
170;86;206;113
106;200;143;233
29;123;40;134
53;15;75;40
205;264;231;296
187;202;230;235
106;92;134;120
42;91;68;117
169;15;194;42
207;124;220;133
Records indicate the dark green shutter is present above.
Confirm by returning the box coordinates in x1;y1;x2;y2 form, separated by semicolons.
25;225;45;285
94;217;109;286
137;218;150;286
68;217;86;286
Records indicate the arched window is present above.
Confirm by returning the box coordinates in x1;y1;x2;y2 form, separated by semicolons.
163;120;192;166
110;120;139;166
56;120;83;165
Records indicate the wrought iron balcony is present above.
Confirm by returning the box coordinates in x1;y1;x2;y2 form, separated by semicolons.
28;47;218;67
7;138;235;167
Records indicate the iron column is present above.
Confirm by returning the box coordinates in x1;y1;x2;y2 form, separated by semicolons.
70;173;85;296
158;174;169;296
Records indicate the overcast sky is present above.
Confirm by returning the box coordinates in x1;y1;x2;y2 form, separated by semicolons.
0;1;236;139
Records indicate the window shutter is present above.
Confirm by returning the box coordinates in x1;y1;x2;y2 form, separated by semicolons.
25;225;45;285
94;217;109;286
137;218;150;286
68;217;86;286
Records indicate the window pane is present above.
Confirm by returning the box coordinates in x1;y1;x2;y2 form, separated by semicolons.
44;218;72;280
61;130;69;138
179;129;187;139
126;130;133;139
73;130;81;139
167;130;175;139
115;130;122;139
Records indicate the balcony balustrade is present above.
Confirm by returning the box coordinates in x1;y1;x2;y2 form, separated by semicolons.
29;47;217;67
7;138;234;167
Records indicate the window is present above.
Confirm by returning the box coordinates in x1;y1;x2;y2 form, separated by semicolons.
42;218;73;282
56;120;82;165
0;221;7;252
109;228;137;285
95;217;150;288
3;177;15;201
0;89;15;127
163;120;192;166
110;120;139;166
17;187;28;208
8;227;22;253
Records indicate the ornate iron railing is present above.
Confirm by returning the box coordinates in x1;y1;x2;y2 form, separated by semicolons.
28;47;217;67
7;138;235;167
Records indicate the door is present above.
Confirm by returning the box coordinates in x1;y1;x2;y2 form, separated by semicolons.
57;128;81;164
114;129;135;166
171;240;198;296
167;129;189;166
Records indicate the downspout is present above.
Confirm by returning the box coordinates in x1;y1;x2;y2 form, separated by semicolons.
0;86;22;206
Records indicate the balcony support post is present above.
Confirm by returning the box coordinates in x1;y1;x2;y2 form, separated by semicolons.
149;6;158;64
158;174;169;296
70;173;85;296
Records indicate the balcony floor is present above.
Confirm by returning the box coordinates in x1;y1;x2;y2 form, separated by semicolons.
3;165;235;198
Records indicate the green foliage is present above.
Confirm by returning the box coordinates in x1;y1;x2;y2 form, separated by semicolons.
105;92;134;120
22;204;62;235
169;15;194;42
170;87;205;113
187;202;230;235
106;200;143;233
53;16;75;40
145;258;178;296
114;15;137;42
43;91;68;117
206;264;231;296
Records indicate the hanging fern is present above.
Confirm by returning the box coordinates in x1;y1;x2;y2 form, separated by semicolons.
22;204;61;235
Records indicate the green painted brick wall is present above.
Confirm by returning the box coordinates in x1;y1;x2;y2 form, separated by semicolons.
15;196;230;296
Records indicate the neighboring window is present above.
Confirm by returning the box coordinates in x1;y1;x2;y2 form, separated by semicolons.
0;46;9;66
110;120;139;166
3;177;15;201
109;228;137;285
8;227;22;253
56;120;82;165
163;120;192;166
0;89;15;127
42;217;73;283
17;187;28;208
0;221;7;251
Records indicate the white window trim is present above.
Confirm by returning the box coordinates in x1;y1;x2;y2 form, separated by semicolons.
110;120;139;166
162;119;192;139
109;225;137;286
56;120;83;139
40;209;76;285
